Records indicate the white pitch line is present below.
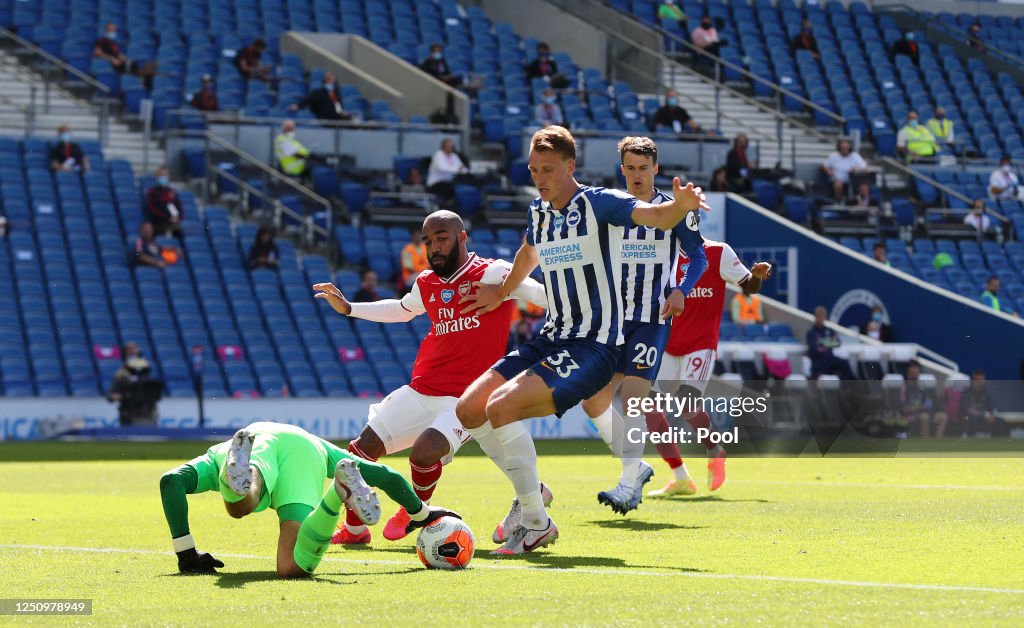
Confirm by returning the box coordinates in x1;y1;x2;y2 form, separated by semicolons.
729;480;1024;492
2;544;1022;595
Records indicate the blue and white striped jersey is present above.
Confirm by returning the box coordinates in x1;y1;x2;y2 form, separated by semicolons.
620;188;707;325
526;185;640;346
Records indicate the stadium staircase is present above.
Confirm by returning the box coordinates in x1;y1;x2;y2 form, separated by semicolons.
0;47;159;174
658;66;835;168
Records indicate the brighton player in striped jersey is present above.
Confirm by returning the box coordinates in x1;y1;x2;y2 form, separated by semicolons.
458;126;708;555
580;136;708;515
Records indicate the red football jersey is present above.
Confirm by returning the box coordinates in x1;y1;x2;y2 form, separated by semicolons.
400;254;519;397
665;240;752;356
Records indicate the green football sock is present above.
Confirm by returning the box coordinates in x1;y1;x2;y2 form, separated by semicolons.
292;487;344;574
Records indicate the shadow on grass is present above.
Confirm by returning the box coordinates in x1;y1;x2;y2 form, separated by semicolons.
676;495;772;503
585;519;706;532
488;552;707;573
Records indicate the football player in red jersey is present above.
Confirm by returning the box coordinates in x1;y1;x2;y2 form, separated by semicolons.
313;210;547;545
646;241;772;496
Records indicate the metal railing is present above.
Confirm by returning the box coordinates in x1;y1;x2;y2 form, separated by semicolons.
881;156;1013;234
595;1;846;139
0;26;115;146
201;131;335;257
164;109;466;157
879;5;1024;71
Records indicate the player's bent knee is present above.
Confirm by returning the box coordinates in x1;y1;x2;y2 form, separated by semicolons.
410;429;450;468
580;396;606;419
455;394;486;429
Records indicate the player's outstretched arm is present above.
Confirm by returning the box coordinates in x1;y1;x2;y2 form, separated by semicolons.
160;463;224;574
313;282;418;323
739;262;773;294
462;243;539;314
631;178;709;230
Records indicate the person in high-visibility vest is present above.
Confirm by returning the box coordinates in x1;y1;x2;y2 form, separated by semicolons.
927;106;955;151
897;111;939;161
274;119;310;176
731;286;764;325
400;228;429;288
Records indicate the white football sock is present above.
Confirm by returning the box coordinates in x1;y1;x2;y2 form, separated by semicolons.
467;421;513;482
590;405;617;450
494;421;547;530
673;462;691;482
619;405;645;485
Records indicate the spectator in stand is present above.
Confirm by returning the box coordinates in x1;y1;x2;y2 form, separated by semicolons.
927;107;955;151
49;126;90;173
806;306;855;379
872;241;890;266
967;22;986;53
289;72;354;121
107;352;160;426
980;276;1016;316
691;15;723;57
653;89;705;135
128;222;166;269
725;133;755;192
963;370;1007;436
862;305;894;342
274;119;311;178
964;199;997;239
534;88;564;127
899;361;946;437
353;270;382;303
526;42;559;82
891;30;920;66
821;139;868;202
988;156;1021;201
731;284;765;325
897;111;939;161
420;43;461;89
657;0;687;31
790;19;819;58
853;181;875;208
509;319;536;350
247;225;280;270
709;166;728;192
190;74;218;112
426;138;467;202
235;38;273;81
93;22;157;88
400;227;429;289
144;166;184;238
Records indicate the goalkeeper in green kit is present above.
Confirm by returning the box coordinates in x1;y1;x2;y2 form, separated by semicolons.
160;422;458;577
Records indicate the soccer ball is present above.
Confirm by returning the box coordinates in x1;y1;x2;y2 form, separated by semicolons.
415;516;474;570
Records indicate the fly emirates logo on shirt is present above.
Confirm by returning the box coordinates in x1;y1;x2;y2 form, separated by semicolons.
433;305;482;336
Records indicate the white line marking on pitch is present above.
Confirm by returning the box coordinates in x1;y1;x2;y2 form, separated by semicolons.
730;480;1024;492
2;544;1022;595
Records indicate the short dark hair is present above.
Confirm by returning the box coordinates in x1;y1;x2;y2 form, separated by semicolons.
1000;155;1012;164
971;368;986;378
988;275;999;284
907;360;921;370
873;241;885;250
537;42;550;50
530;126;576;160
618;136;658;165
253;37;266;48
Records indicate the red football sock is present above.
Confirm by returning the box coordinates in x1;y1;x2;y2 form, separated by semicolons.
687;411;716;450
344;441;378;529
410;460;443;503
645;411;683;469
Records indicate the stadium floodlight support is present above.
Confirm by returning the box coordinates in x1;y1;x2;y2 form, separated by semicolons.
0;26;115;148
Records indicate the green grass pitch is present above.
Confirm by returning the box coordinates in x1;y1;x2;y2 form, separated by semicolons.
1;440;1023;625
